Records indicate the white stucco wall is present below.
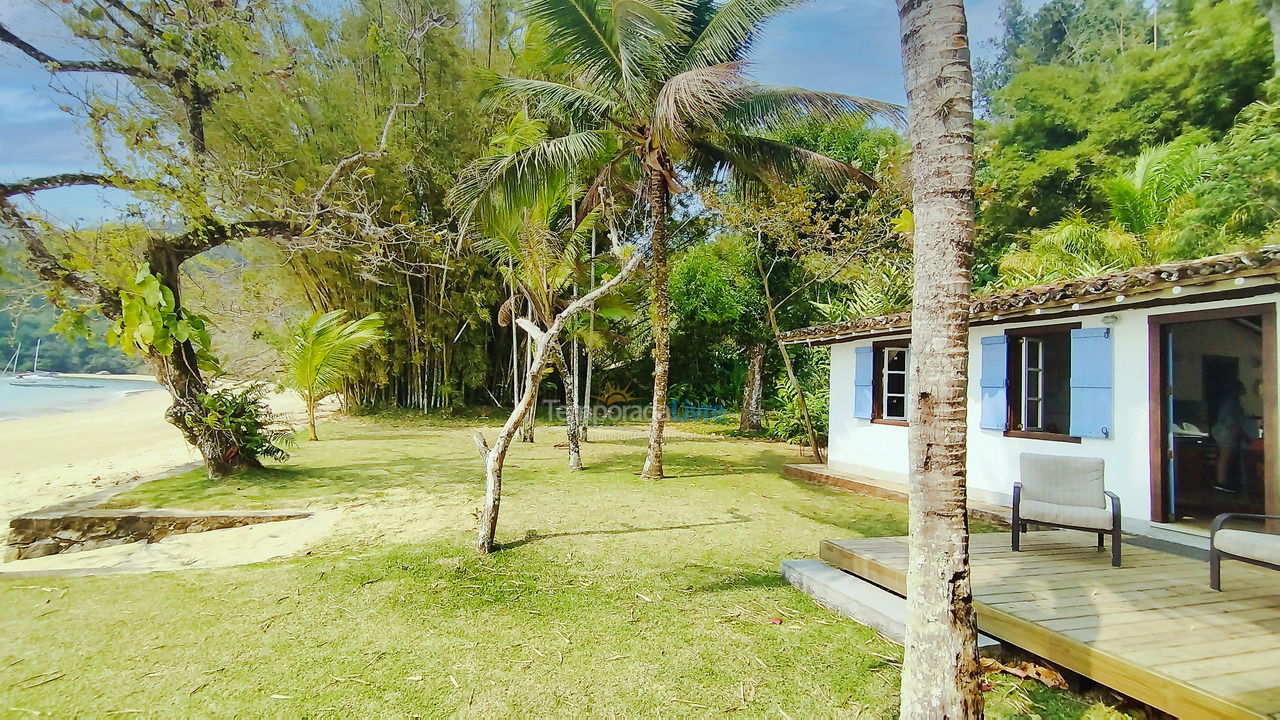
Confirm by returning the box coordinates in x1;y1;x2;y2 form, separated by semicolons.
825;293;1280;532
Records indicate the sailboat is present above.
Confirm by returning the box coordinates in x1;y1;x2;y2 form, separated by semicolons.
13;339;59;381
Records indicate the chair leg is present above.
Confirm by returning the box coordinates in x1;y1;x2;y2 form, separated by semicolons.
1097;533;1104;551
1011;516;1020;552
1111;528;1122;568
1210;549;1221;591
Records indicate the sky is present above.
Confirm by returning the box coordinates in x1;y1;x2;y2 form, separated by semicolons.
0;0;1005;224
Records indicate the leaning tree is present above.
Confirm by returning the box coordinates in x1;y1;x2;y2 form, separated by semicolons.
451;0;901;478
894;0;985;714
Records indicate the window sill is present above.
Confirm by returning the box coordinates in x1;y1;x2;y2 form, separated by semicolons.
1004;429;1081;444
872;418;909;427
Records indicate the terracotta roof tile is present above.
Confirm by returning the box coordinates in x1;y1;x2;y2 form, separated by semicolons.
781;245;1280;345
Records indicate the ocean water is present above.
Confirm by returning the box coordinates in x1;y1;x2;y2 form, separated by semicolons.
0;375;161;422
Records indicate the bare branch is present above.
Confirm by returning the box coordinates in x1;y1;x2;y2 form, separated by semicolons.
0;197;119;316
0;24;160;81
0;173;135;199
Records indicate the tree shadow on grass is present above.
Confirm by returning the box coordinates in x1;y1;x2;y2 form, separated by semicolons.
500;513;754;551
685;570;788;595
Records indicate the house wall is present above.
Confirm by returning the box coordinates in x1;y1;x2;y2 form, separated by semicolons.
825;294;1280;533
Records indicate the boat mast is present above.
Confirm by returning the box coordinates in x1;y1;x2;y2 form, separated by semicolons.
3;342;19;374
32;338;40;373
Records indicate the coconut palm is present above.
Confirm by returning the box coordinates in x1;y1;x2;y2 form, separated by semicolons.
895;0;984;713
282;310;386;441
449;0;902;478
998;142;1212;286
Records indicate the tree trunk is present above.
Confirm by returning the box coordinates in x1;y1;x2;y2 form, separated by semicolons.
641;166;671;479
476;247;645;553
739;342;766;433
895;0;984;716
756;249;823;462
558;343;583;470
1268;0;1280;78
307;394;319;441
146;245;260;478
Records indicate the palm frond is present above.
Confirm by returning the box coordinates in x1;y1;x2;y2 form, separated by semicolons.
448;131;608;219
612;0;690;98
527;0;625;88
653;61;751;144
282;310;386;402
689;132;878;194
483;74;617;121
725;85;906;130
682;0;804;69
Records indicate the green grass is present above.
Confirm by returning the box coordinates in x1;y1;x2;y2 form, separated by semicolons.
3;416;1131;718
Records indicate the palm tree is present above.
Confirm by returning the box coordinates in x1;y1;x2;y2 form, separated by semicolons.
282;310;386;441
468;113;608;469
997;142;1212;286
895;0;985;714
450;0;901;478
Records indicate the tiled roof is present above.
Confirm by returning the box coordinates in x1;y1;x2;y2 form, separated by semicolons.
781;245;1280;345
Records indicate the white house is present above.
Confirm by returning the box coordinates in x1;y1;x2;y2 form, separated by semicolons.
782;247;1280;545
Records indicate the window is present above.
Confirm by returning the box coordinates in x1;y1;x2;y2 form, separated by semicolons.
882;346;909;421
872;341;910;424
1008;327;1075;438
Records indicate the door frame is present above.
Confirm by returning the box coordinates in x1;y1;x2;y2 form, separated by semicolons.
1147;303;1277;523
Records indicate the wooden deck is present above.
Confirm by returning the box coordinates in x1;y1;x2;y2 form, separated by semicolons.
821;531;1280;719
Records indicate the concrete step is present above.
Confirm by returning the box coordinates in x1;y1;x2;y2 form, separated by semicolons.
781;558;1001;650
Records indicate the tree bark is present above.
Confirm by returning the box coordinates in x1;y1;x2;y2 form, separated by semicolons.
557;343;583;470
739;342;766;433
895;0;984;716
641;166;671;479
145;244;260;476
476;246;645;553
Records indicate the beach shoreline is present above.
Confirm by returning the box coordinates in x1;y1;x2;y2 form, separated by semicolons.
0;387;316;522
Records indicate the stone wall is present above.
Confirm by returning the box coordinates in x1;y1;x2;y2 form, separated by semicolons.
6;509;311;561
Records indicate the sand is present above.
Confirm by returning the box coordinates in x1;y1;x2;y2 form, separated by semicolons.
0;384;319;522
1;384;342;575
0;510;340;576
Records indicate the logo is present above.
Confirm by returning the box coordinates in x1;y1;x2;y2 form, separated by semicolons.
593;380;637;406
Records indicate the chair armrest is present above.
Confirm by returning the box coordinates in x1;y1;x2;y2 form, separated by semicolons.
1211;513;1280;536
1103;491;1120;512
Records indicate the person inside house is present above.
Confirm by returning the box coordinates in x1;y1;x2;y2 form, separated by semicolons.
1213;381;1248;494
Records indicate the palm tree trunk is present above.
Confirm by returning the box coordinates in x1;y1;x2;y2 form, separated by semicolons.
641;166;670;479
307;392;319;441
739;342;766;433
895;0;983;716
558;342;583;470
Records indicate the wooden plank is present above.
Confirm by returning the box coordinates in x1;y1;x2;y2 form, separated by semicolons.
821;535;1278;720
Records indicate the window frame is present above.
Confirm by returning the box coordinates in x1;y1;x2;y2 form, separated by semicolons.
871;339;911;426
1004;323;1082;444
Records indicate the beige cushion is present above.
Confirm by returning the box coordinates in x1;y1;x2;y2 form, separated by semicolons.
1020;499;1114;531
1215;529;1280;565
1020;453;1106;508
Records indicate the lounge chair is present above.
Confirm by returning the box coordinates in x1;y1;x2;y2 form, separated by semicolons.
1209;513;1280;591
1012;453;1121;567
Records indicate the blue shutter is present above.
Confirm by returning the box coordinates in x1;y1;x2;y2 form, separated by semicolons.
979;335;1009;430
853;345;873;419
1070;327;1114;439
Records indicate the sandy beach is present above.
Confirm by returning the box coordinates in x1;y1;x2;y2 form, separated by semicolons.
0;384;315;521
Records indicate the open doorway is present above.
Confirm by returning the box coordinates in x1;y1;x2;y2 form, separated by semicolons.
1151;305;1276;532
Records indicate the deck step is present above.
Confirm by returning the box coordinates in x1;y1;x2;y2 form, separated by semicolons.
781;558;1000;649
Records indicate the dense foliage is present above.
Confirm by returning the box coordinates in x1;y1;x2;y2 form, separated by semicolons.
4;0;1277;448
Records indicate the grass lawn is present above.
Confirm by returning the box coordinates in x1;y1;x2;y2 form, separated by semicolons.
2;414;1133;718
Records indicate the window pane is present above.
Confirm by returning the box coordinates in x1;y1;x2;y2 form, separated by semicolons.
887;372;906;394
886;348;907;372
887;396;907;419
